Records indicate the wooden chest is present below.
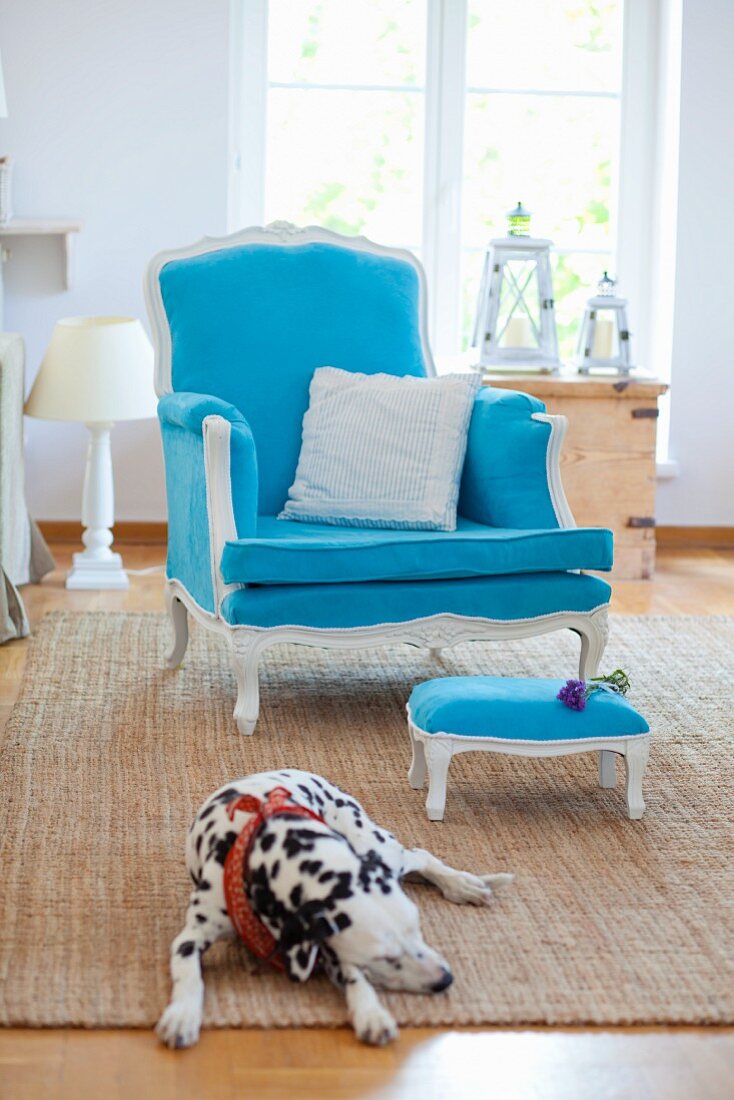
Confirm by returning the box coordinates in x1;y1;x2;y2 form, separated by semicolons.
484;373;669;580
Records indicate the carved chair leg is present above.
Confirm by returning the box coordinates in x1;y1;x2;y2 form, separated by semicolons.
598;750;617;788
408;729;427;790
424;739;452;822
229;635;261;736
164;586;189;669
624;737;650;820
577;607;609;680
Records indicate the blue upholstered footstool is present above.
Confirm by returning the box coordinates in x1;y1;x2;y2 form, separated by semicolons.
406;676;650;822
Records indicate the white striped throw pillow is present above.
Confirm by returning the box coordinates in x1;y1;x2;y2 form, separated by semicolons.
279;366;480;531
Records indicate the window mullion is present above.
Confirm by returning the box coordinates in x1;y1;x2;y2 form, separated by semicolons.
229;0;268;230
422;0;468;358
616;0;658;375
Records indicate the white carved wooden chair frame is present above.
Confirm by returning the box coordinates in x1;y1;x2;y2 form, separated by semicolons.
147;223;610;736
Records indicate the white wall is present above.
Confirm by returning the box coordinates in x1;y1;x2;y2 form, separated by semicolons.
1;0;731;525
657;0;734;525
0;0;229;520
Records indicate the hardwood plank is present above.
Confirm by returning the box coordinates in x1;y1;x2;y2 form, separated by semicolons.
611;549;734;615
1;1028;733;1100
1;545;733;1098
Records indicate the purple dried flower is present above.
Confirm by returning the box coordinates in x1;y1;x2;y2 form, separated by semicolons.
557;679;588;711
558;669;632;712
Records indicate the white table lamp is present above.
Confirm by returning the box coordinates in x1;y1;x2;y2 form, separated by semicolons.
25;316;157;590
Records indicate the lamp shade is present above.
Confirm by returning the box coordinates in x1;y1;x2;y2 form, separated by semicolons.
25;317;157;422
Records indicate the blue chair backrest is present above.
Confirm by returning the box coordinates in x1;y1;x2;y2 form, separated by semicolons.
157;240;429;515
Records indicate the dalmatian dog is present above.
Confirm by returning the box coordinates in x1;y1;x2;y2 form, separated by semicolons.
157;769;512;1048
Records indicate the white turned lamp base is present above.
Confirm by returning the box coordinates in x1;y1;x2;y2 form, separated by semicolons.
24;319;158;580
65;420;129;591
67;550;129;590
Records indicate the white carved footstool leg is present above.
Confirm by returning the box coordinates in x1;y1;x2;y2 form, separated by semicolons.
165;585;189;669
598;750;617;788
624;737;650;820
408;727;427;789
424;739;452;822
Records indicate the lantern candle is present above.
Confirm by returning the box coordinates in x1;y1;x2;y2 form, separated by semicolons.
503;315;535;348
591;317;615;358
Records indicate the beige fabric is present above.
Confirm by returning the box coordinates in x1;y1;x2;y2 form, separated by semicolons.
28;517;55;584
0;570;28;643
0;611;732;1028
0;334;55;642
0;334;31;585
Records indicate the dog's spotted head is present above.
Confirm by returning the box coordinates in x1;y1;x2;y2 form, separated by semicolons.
326;867;452;993
247;816;451;992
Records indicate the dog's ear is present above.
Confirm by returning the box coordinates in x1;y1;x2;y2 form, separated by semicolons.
278;908;340;983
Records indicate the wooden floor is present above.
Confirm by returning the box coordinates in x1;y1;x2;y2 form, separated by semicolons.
1;544;733;1100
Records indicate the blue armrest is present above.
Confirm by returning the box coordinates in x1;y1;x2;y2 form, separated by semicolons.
458;387;562;530
158;392;258;613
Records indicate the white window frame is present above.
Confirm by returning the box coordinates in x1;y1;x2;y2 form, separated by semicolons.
422;0;467;357
230;0;661;373
228;0;268;233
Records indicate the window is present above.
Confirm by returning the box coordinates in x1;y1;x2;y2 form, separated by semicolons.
234;0;628;362
265;1;426;250
461;1;623;355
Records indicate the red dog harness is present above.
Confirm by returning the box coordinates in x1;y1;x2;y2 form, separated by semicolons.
222;786;325;971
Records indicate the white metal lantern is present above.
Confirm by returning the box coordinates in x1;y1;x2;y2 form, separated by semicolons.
473;205;561;373
576;272;634;375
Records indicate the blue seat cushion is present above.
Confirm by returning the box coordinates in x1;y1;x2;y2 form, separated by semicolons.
220;571;611;629
408;676;649;741
220;516;613;586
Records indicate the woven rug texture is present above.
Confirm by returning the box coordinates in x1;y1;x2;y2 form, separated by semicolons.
0;611;732;1028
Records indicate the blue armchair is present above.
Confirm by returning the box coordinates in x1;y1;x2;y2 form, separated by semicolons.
146;224;612;734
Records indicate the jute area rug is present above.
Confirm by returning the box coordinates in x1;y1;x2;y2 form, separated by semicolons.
1;611;732;1029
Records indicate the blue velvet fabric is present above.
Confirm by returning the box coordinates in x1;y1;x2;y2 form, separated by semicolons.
220;571;611;629
409;676;649;741
157;241;616;627
159;242;427;516
158;392;259;612
459;387;560;530
220;516;613;586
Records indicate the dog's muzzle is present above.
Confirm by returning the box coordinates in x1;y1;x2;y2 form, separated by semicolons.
431;968;453;993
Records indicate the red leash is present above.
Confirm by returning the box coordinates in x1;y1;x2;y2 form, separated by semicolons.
222;786;325;971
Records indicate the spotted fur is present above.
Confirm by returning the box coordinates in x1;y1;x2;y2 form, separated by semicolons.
157;769;512;1049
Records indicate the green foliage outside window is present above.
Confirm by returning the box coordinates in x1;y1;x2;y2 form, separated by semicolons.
266;0;622;361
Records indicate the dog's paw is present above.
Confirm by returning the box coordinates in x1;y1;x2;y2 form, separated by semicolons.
156;998;202;1049
441;875;493;905
353;1003;399;1046
438;871;498;906
440;870;514;906
481;872;514;889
